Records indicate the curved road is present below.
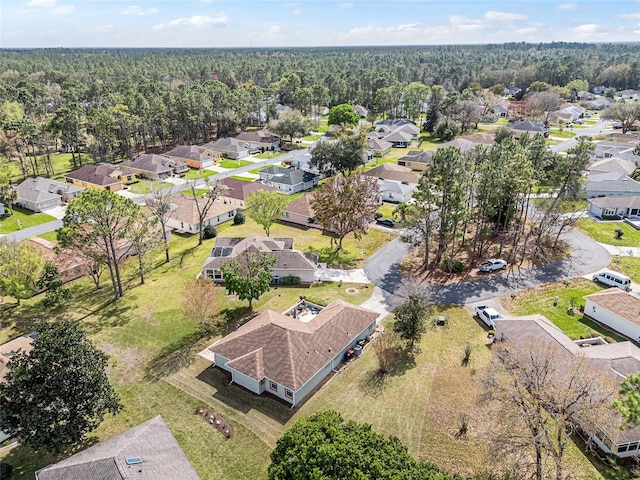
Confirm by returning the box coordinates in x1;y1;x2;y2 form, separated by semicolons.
364;227;611;307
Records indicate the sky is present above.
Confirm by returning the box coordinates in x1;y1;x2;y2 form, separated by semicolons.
2;0;640;48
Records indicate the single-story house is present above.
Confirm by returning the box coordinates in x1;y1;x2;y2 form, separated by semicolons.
585;289;640;343
397;150;433;171
375;120;420;138
459;132;496;146
120;154;188;180
368;138;393;157
27;237;88;283
504;86;521;96
259;166;319;194
378;179;414;203
588;195;640;219
203;137;251;159
493;313;640;459
618;89;640;101
511;120;550;137
557;104;586;121
588;98;612;110
282;193;319;229
589;157;637;177
381;130;413;148
164;145;219;169
578;91;596;101
65;164;133;192
219;178;277;209
594;141;636;160
438;137;478;153
166;195;237;234
492;104;509;118
15;177;83;212
363;163;419;185
353;104;368;118
288;152;322;176
202;236;318;284
593;86;606;95
208;299;378;406
235;129;280;151
584;173;640;198
35;416;200;480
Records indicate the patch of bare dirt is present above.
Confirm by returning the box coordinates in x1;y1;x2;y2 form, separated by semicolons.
196;408;234;439
99;342;148;379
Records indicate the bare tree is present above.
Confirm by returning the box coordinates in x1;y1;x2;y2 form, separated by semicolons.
372;331;403;375
182;277;219;333
145;182;176;263
186;179;226;246
526;91;562;124
482;340;617;480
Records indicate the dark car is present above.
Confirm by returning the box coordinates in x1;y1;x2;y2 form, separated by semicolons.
376;218;395;228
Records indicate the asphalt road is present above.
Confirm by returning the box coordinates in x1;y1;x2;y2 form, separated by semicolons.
3;220;63;242
550;118;611;153
363;226;611;307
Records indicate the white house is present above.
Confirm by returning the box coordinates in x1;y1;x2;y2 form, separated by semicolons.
584;173;640;198
259;166;319;194
165;195;237;234
202;137;251;159
584;289;640;343
589;157;637;177
15;177;84;212
282;193;320;229
378;179;415;203
588;195;640;219
207;299;378;406
202;236;318;284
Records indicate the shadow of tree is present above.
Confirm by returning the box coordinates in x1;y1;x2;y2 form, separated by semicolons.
309;246;358;269
359;347;416;397
215;306;257;336
146;331;202;381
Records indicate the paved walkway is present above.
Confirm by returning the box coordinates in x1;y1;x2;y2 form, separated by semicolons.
315;267;369;283
598;243;640;257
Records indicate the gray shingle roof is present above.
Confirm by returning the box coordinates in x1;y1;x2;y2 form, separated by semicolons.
15;177;83;204
203;137;249;153
36;416;200;480
121;154;184;174
164;145;213;162
261;166;318;185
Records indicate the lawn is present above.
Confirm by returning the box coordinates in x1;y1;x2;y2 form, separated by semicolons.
576;218;640;247
0;207;56;234
549;128;577;139
35;231;58;243
376;202;397;219
609;256;640;284
501;278;626;341
302;134;323;141
229;175;255;182
532;197;588;213
5;152;89;183
253;151;285;160
184;168;217;180
248;165;269;174
127;179;154;194
218;159;253;169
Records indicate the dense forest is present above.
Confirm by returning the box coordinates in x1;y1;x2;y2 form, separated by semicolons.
0;42;639;175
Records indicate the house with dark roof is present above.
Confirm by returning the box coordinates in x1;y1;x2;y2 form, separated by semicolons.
584;173;640;198
282;193;319;229
164;145;219;169
397;150;433;171
510;120;549;137
380;130;413;148
208;299;378;406
65;164;133;192
219;178;276;209
367;138;392;157
588;195;640;219
203;137;251;159
14;177;83;212
259;166;319;194
202;236;318;284
363;163;419;185
493;313;640;459
235;129;280;151
120;154;188;180
35;416;200;480
165;195;237;234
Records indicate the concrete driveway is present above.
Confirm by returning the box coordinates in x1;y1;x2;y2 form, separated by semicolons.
41;205;67;220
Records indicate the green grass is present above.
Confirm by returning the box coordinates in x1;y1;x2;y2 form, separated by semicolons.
5;153;88;183
532;197;588;213
218;159;253;169
229;176;256;182
35;231;58;242
376;203;396;219
503;278;626;341
0;207;57;234
609;257;640;284
184;168;217;180
576;219;640;247
127;179;154;194
248;165;269;174
302;134;323;141
253;151;285;160
549;128;577;139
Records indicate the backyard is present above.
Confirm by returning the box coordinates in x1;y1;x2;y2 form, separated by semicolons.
576;218;640;247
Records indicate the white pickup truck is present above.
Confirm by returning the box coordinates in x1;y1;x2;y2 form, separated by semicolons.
474;305;502;329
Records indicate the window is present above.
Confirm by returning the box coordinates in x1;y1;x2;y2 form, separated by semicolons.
629;442;639;452
618;444;630;453
214;270;223;280
285;389;293;399
270;381;278;391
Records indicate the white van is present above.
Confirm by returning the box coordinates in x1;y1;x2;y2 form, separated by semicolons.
592;271;632;292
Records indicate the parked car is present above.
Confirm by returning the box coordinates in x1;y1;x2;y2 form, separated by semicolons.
376;218;395;228
593;271;632;292
612;122;623;129
478;258;507;272
475;305;502;329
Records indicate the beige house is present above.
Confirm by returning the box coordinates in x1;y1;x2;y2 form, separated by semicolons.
363;163;419;185
282;193;319;229
219;178;277;209
166;195;237;234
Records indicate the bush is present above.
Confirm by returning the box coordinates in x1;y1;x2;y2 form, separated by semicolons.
604;336;617;344
302;296;328;307
233;212;246;225
374;211;383;219
203;225;218;239
0;462;13;479
590;332;601;339
281;276;301;285
442;257;465;273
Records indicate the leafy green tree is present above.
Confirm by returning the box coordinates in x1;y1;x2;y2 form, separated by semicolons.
60;189;141;300
327;103;360;127
0;240;44;304
0;319;122;453
244;190;288;237
269;109;310;145
614;374;640;427
602;101;640;134
393;293;430;350
310;172;380;251
565;79;589;93
310;130;367;176
36;261;70;307
269;410;450;480
186;178;225;246
221;251;276;308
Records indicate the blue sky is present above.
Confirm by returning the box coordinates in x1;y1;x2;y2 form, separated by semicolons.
2;0;640;48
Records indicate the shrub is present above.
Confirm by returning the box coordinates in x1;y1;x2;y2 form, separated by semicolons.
281;276;301;285
233;212;246;225
0;462;13;479
203;225;218;239
604;336;617;344
302;296;328;307
442;257;465;273
374;211;383;219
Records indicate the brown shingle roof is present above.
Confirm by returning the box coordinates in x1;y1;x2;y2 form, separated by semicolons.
285;193;316;217
170;195;236;227
363;163;419;184
220;178;276;201
210;300;378;390
585;288;640;326
65;164;122;187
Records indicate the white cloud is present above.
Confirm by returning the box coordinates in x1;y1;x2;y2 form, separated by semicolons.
26;0;56;7
557;3;580;10
483;11;527;22
292;7;302;15
617;12;640;20
81;24;114;34
152;14;229;31
51;5;73;15
122;5;158;16
572;23;603;33
338;2;354;8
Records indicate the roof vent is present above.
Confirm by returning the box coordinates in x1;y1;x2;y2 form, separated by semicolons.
126;457;143;465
